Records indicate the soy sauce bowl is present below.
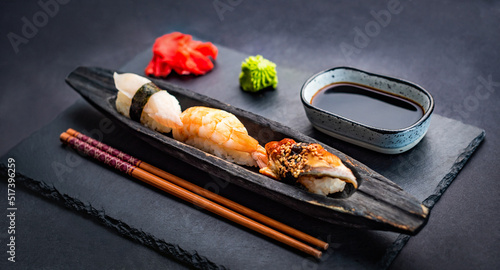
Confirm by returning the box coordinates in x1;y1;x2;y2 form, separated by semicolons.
300;67;434;154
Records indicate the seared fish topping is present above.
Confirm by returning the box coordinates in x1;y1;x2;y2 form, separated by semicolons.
260;138;357;195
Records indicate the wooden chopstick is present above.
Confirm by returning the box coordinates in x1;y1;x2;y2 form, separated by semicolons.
60;131;323;258
66;128;329;251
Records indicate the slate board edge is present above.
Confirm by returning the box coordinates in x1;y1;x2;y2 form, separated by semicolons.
0;106;485;269
0;162;228;270
379;130;485;270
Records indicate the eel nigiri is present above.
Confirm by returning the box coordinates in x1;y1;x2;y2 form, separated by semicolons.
114;72;183;133
172;106;267;168
259;138;357;196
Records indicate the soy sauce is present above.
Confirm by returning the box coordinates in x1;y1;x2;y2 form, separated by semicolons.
311;83;423;130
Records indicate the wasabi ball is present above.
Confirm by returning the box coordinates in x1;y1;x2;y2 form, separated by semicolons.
239;55;278;92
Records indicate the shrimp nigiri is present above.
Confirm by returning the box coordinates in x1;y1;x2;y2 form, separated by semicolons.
114;72;183;133
172;106;268;168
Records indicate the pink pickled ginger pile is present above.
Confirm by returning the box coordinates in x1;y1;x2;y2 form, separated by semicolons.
145;32;218;77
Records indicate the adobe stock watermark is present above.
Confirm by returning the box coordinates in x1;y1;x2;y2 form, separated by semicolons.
340;0;410;62
213;0;244;21
51;118;116;183
442;74;499;122
6;158;17;263
7;0;71;54
175;170;232;226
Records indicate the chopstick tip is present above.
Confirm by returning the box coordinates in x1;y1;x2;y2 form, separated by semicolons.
313;249;323;259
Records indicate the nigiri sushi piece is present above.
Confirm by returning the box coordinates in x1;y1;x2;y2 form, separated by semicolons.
259;139;357;196
172;106;268;167
114;72;183;133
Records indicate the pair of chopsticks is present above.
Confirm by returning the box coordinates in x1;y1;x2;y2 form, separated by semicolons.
60;128;328;258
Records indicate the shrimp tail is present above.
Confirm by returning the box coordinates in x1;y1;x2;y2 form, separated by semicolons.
223;129;259;152
252;145;268;169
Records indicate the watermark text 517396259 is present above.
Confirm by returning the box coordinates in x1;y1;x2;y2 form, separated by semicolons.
6;158;17;262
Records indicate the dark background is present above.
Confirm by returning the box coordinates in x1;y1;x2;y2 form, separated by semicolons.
1;0;499;269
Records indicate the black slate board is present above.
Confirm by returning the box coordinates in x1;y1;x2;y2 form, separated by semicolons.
0;43;484;269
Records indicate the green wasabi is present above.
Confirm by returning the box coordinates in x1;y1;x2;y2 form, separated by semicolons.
239;55;278;92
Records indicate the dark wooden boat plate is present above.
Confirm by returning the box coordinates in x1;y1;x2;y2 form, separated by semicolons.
66;66;428;235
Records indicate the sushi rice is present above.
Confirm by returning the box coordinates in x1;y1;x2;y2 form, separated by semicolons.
114;72;182;133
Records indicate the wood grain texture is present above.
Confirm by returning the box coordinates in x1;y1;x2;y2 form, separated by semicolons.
66;66;428;235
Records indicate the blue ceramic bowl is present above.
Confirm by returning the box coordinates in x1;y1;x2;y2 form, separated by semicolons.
301;67;434;154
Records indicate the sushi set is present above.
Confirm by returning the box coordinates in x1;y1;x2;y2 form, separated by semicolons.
65;66;429;235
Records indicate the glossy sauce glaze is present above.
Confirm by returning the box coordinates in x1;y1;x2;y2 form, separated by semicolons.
311;83;424;130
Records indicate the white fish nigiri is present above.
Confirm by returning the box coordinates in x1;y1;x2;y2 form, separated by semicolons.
113;72;183;133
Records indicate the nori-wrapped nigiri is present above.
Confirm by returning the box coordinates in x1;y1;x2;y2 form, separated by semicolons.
114;72;183;133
